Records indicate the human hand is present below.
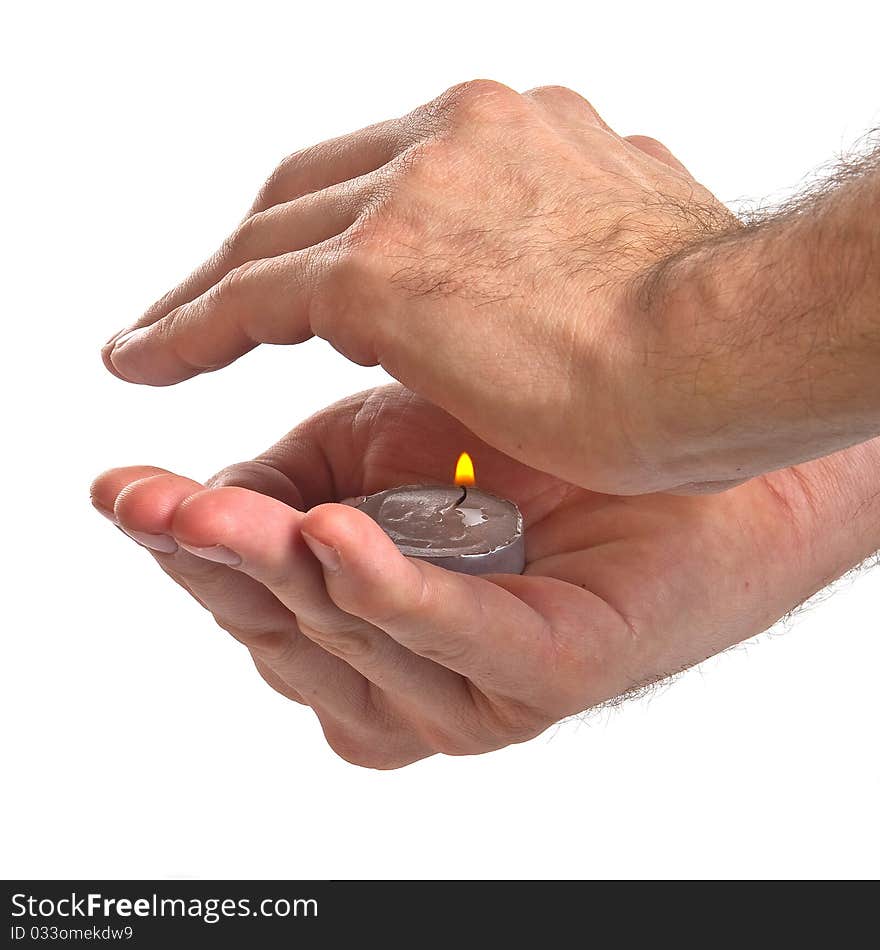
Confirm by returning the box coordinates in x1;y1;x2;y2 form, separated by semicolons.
102;80;737;494
91;386;880;768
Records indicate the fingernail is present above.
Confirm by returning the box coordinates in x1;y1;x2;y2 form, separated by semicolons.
108;329;150;380
103;327;128;348
93;504;119;524
111;327;147;352
178;542;242;566
339;495;366;507
302;532;341;572
121;528;179;553
109;329;149;377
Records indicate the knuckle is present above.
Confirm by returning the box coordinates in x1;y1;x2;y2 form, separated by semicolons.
527;84;602;119
165;546;222;584
299;620;377;665
348;186;424;258
627;133;664;148
417;720;495;757
428;78;520;125
222;214;260;261
326;238;392;302
345;198;398;250
526;83;576;99
327;237;375;277
626;134;669;155
257;149;309;206
407;636;473;669
306;239;388;366
212;258;260;305
321;724;414;770
207;458;271;489
313;243;371;314
466;688;547;746
447;77;516;106
254;166;286;210
485;702;545;745
323;730;376;768
206;458;303;506
391;138;459;193
366;571;429;631
241;628;299;663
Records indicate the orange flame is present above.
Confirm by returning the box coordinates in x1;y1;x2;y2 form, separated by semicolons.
454;452;475;486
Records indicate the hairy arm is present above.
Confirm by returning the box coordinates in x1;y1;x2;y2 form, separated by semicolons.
640;143;880;489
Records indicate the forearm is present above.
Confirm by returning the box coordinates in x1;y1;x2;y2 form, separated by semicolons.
641;150;880;486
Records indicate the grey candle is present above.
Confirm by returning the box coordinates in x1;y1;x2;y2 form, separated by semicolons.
355;454;525;575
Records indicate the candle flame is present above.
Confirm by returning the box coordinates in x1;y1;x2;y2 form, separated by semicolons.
454;452;475;486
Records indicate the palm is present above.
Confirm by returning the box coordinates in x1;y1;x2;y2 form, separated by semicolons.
271;385;810;702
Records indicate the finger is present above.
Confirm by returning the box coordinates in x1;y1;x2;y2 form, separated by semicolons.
93;467;373;721
170;486;473;721
207;458;305;508
251;655;306;704
92;464;218;613
102;178;369;379
522;85;615;133
107;242;332;385
248;118;413;215
104;115;425;360
625;134;693;177
205;459;307;703
94;464;229;605
299;503;556;704
91;465;172;526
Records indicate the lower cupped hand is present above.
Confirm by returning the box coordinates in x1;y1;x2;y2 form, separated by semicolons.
91;386;880;768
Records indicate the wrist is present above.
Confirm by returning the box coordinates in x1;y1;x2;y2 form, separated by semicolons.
634;182;880;487
751;438;880;598
627;233;757;487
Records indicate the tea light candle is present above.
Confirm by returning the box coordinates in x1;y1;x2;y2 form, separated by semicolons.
354;453;525;575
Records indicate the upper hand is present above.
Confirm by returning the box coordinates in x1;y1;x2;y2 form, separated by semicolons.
102;80;735;494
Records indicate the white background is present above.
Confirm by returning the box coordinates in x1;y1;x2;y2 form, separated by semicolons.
2;0;878;879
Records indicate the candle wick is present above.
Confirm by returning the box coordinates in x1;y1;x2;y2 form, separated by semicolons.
455;485;468;507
